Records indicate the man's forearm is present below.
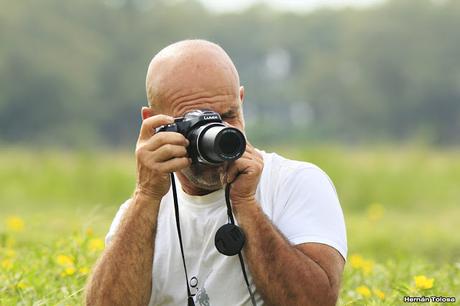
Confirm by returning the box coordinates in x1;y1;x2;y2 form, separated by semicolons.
85;192;160;306
234;200;336;306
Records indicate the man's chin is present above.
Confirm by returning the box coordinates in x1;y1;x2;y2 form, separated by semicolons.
191;180;223;191
180;162;227;191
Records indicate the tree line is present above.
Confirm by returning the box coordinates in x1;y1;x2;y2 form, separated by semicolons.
0;0;459;147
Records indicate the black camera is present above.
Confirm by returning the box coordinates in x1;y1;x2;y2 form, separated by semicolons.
156;110;246;165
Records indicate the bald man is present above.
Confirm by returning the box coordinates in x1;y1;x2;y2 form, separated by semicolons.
85;40;347;306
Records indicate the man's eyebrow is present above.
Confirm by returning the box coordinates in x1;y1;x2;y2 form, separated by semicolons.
221;107;238;117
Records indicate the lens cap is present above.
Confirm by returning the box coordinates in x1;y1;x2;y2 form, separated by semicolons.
214;224;246;256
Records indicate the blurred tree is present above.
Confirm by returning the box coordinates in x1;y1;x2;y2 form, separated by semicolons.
0;0;459;147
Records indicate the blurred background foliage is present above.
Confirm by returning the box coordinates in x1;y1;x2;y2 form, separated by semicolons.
1;0;459;148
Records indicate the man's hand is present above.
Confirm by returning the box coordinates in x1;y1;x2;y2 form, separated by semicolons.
225;142;264;205
86;114;193;306
135;114;192;201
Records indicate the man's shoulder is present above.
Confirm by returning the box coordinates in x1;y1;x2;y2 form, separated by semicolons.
257;148;337;195
258;149;328;179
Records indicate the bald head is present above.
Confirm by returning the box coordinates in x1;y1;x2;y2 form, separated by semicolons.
143;40;246;193
146;40;241;111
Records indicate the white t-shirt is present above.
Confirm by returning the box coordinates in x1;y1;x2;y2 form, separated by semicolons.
105;150;347;306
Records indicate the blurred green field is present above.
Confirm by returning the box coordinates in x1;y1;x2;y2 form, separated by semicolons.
1;146;459;305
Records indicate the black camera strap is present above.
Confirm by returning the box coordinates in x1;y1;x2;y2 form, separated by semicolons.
170;173;195;306
225;183;257;306
170;173;257;306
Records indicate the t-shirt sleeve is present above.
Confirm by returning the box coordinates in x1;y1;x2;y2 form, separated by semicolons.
105;199;132;247
274;166;347;260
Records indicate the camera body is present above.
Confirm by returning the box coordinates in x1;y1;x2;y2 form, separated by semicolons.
157;109;246;165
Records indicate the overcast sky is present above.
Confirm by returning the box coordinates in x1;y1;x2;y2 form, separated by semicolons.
197;0;385;13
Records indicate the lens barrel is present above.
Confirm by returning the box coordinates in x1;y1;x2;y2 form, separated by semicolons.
197;124;246;164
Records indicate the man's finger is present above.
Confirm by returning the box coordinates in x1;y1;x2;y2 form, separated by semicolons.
153;144;188;162
139;114;174;141
226;161;243;184
158;157;192;173
142;132;189;152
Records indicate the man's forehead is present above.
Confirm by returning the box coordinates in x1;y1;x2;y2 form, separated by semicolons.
166;93;240;117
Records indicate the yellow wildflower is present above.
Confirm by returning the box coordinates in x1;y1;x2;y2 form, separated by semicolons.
367;203;384;222
6;216;24;232
79;267;89;275
414;275;434;289
1;259;13;270
62;267;76;276
373;288;385;300
56;255;74;267
88;238;104;252
350;254;364;269
356;285;371;298
17;281;28;289
349;254;374;274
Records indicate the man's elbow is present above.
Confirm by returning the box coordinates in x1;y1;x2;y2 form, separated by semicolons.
304;282;339;306
315;284;339;306
84;276;102;306
85;284;116;306
84;270;114;306
324;287;339;306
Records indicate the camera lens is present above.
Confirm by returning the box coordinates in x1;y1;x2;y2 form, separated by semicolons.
197;124;246;164
218;132;241;155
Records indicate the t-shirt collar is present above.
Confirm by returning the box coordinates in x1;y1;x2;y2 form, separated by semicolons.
174;174;225;207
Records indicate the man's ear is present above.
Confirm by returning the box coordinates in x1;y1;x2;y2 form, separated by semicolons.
239;86;245;104
141;106;154;120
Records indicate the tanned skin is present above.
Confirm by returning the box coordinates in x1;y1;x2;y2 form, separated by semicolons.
85;40;345;306
85;113;191;305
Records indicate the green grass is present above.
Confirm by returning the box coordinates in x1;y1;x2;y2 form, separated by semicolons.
1;146;459;305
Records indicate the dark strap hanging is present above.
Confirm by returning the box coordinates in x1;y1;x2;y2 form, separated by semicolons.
170;173;195;306
225;184;257;306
